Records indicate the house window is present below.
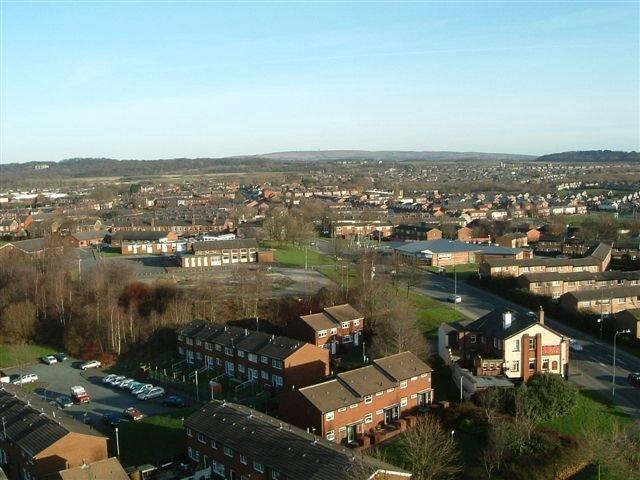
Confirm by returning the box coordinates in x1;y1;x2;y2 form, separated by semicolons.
375;391;383;396
400;380;407;389
215;344;222;351
401;397;408;407
326;430;335;441
225;347;234;356
273;375;283;387
224;446;233;457
237;350;245;358
350;403;358;409
542;359;549;370
254;462;265;473
493;338;498;348
529;360;535;370
364;414;373;424
261;355;269;364
364;395;373;404
529;338;536;350
470;334;476;343
272;471;280;480
353;320;360;326
512;361;519;372
318;330;327;338
186;428;193;437
195;340;202;346
178;346;184;355
238;364;245;373
326;411;334;421
261;370;269;380
204;342;211;351
197;433;206;443
338;407;347;412
211;440;218;449
513;339;520;352
188;447;199;462
330;328;338;334
341;322;350;329
272;359;283;369
343;335;352;343
386;388;394;393
248;353;257;363
240;454;247;465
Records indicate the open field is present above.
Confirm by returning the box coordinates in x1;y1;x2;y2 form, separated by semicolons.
408;291;467;339
262;241;334;268
0;344;58;369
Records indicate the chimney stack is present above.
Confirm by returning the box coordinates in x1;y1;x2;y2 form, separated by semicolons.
502;311;513;329
538;306;544;325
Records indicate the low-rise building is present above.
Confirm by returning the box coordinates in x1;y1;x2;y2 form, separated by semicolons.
177;320;329;391
52;458;128;480
559;286;640;315
332;220;394;240
180;238;259;268
394;223;442;241
495;232;529;248
111;231;183;255
517;270;640;299
64;230;109;248
0;386;108;480
613;308;640;340
279;352;433;447
184;400;411;480
394;239;523;267
438;309;569;382
288;304;364;355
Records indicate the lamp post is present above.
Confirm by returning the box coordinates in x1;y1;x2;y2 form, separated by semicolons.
115;426;120;459
612;329;631;397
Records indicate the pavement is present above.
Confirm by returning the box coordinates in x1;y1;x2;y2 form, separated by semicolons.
3;358;178;426
416;271;640;421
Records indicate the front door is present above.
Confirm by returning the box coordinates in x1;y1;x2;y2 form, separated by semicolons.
347;423;358;444
354;331;360;347
418;391;432;407
384;405;400;424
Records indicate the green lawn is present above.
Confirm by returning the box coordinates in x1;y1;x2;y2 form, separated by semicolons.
0;344;58;368
408;291;467;339
262;241;333;268
105;407;197;466
99;246;122;257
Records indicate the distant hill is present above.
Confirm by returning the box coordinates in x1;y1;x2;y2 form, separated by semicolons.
536;150;639;163
254;150;535;162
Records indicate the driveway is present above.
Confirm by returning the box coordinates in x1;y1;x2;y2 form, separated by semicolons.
3;358;175;425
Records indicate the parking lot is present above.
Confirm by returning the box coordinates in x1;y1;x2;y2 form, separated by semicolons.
3;357;181;426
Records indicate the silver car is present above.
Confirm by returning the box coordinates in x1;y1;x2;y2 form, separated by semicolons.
138;387;165;400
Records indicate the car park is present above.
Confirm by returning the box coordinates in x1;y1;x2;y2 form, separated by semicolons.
102;413;121;427
55;353;68;362
128;381;145;392
628;372;640;387
138;387;165;400
163;396;187;408
102;374;117;384
80;360;102;370
12;373;38;385
118;378;135;389
42;355;58;365
56;395;74;408
569;339;583;352
131;384;153;396
123;407;144;421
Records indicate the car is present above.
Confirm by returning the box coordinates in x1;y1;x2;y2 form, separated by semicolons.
55;352;68;362
569;339;583;352
128;381;145;392
102;374;118;384
123;407;144;421
108;375;126;387
56;395;74;408
525;311;537;319
628;372;640;387
118;378;135;389
42;355;58;365
163;396;187;408
101;413;121;427
12;373;38;385
80;360;102;370
447;294;462;304
70;385;91;404
138;387;165;400
131;384;153;396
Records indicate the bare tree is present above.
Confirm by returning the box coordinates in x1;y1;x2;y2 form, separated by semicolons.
582;420;640;476
482;417;512;479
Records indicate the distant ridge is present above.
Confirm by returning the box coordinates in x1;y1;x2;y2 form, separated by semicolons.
536;150;639;163
253;150;535;162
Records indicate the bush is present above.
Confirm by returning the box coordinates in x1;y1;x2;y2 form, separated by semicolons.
525;373;578;421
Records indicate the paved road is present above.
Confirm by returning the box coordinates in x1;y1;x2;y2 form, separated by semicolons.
416;272;640;421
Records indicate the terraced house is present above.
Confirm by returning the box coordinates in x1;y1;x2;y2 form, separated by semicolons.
518;270;640;299
559;285;640;315
184;400;411;480
279;352;433;447
0;386;108;480
177;320;329;391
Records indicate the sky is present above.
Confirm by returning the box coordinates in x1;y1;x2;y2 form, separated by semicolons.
0;1;639;163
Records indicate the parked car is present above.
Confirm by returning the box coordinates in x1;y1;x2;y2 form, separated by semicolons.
128;381;145;392
102;374;118;384
56;395;74;408
102;413;121;427
108;375;126;387
118;378;135;389
131;384;153;396
42;355;58;365
70;385;91;404
628;372;640;387
123;407;144;421
163;396;187;408
525;311;537;319
55;352;68;362
12;373;38;385
447;294;462;304
80;360;102;370
569;339;583;352
138;387;165;400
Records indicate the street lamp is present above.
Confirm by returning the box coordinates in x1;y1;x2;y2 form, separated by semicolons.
612;329;631;397
115;426;121;458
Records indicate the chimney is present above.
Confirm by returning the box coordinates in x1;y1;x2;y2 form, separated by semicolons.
538;306;545;325
502;311;513;329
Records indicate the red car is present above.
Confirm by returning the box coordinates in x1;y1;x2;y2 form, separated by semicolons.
123;407;144;421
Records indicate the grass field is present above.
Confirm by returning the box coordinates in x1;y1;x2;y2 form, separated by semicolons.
262;241;334;268
105;407;197;466
99;246;122;257
408;291;467;338
0;344;58;368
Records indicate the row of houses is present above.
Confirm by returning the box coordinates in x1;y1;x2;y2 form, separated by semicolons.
394;239;528;267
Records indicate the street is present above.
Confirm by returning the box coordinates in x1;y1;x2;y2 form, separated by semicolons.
416;271;640;421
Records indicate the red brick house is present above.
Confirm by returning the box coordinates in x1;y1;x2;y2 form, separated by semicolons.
288;304;364;355
177;321;329;391
185;400;411;480
280;352;433;447
64;231;109;248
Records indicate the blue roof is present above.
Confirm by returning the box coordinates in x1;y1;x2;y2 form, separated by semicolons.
394;239;520;255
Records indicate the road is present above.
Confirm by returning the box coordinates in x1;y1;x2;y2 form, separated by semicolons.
416;271;640;421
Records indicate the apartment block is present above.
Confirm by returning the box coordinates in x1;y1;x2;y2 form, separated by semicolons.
184;400;411;480
177;321;329;391
279;352;433;446
518;270;640;299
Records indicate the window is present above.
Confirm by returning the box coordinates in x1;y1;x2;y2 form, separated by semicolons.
212;461;225;476
197;433;206;443
353;319;360;326
400;380;408;389
225;347;234;356
364;395;373;404
248;353;258;363
211;440;218;450
529;360;535;370
375;391;383;396
469;334;476;344
386;388;394;393
326;411;334;421
261;355;269;364
513;339;520;352
272;359;283;369
178;346;184;355
364;413;373;424
341;322;350;329
529;338;536;350
186;338;193;345
195;340;202;346
215;344;222;351
224;446;233;457
272;471;280;479
326;430;335;441
261;370;269;380
401;397;408;407
0;447;7;465
240;454;247;465
237;350;245;358
188;447;199;462
238;364;245;373
318;330;327;338
542;359;549;370
254;461;265;473
493;338;498;348
330;328;338;335
338;407;347;412
343;335;352;343
186;428;193;437
512;361;519;372
350;403;358;409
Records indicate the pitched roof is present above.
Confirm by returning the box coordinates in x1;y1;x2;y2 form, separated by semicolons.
185;401;410;480
373;351;433;382
68;230;109;241
324;304;364;323
561;285;640;302
0;386;105;457
299;313;337;331
463;310;563;340
519;270;640;284
111;231;171;242
55;458;129;480
0;238;47;253
192;238;258;253
395;239;520;256
300;304;364;332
